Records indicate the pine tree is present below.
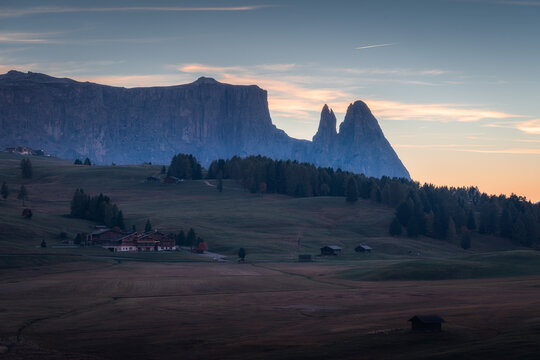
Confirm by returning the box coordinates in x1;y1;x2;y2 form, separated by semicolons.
389;217;402;236
187;228;196;250
345;177;358;203
460;232;471;249
84;157;92;166
217;178;223;193
406;217;420;237
74;159;82;165
160;166;166;174
512;217;529;246
176;230;186;246
238;247;246;260
116;210;125;230
217;171;223;193
446;217;457;241
20;158;33;179
145;219;152;232
17;185;29;206
1;182;8;200
396;200;413;226
467;209;476;230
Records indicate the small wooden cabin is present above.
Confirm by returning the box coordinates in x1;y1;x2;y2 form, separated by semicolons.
320;245;342;256
408;315;445;332
355;244;372;253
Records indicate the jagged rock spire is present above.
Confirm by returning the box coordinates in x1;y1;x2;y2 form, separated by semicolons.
338;100;384;143
312;104;337;145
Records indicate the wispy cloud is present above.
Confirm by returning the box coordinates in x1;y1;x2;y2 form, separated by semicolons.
367;99;524;123
395;144;488;149
515;119;540;135
0;32;51;43
0;5;270;18
342;68;448;76
395;143;540;155
453;148;540;155
355;43;395;50
487;119;540;135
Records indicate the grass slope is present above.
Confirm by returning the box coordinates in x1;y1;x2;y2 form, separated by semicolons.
0;152;520;264
338;250;540;281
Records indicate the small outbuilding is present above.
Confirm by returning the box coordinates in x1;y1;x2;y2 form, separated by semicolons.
355;244;372;253
408;315;445;332
320;245;342;256
298;254;313;262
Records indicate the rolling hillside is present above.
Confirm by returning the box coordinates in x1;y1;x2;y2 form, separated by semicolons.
0;152;517;264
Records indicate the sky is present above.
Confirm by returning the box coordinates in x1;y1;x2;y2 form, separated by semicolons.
1;0;539;201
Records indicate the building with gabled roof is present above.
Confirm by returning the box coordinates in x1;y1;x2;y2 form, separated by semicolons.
355;244;372;253
320;245;342;256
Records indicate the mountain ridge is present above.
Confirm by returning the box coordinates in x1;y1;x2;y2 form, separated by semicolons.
0;70;410;179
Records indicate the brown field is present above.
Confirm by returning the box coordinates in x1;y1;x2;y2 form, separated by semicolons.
2;261;540;360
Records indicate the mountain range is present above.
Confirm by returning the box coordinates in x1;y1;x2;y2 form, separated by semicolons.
0;70;410;179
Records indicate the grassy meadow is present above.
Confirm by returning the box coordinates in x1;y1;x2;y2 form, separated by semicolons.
1;152;540;359
0;152;518;261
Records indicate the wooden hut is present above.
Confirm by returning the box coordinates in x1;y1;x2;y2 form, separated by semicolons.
355;244;372;253
408;315;445;332
320;245;342;256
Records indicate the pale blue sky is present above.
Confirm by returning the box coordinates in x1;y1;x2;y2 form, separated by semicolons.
1;0;539;200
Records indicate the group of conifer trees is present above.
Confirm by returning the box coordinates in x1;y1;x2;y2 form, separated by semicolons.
173;228;204;248
205;155;540;246
1;159;33;206
167;154;202;179
70;189;125;229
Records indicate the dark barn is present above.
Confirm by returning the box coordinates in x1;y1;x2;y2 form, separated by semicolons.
355;244;372;253
409;315;445;332
320;245;342;256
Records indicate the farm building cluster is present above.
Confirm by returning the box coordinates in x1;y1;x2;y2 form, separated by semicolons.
86;228;177;252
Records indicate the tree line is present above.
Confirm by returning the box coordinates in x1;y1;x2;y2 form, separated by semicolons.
205;155;540;246
70;189;125;229
167;154;202;180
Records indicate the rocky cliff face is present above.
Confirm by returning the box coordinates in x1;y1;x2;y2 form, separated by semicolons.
0;70;409;179
311;101;409;178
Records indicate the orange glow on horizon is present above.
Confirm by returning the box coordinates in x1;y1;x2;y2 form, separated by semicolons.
398;148;540;203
